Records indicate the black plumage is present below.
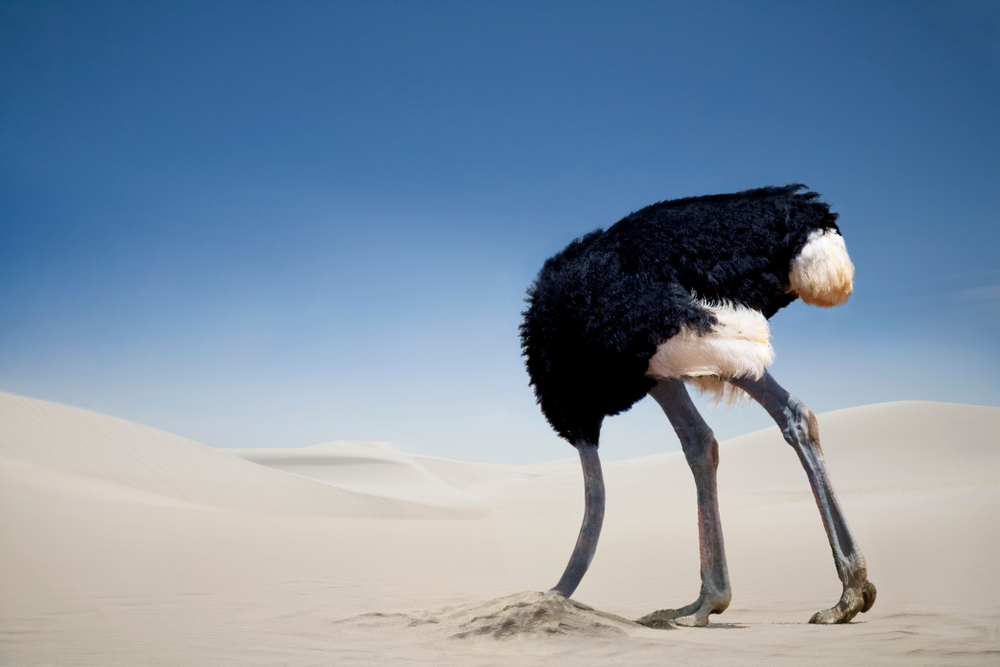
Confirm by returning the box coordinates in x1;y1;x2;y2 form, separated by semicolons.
519;184;841;444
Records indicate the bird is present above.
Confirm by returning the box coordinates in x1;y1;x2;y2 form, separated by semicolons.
519;184;876;626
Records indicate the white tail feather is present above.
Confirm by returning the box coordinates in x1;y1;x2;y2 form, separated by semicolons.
647;301;775;405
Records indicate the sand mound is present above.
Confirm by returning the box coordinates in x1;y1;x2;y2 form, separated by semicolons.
443;592;644;639
339;592;645;640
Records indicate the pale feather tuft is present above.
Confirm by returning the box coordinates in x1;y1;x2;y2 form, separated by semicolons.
647;301;775;406
788;229;854;307
683;375;754;407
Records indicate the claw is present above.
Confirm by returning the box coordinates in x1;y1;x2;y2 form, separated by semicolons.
861;580;877;613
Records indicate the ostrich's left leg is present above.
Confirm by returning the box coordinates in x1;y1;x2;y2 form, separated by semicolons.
546;440;605;598
731;370;877;624
637;378;731;628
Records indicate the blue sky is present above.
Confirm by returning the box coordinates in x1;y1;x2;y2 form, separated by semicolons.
2;1;998;462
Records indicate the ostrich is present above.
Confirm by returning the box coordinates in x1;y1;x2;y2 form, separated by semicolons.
519;184;876;626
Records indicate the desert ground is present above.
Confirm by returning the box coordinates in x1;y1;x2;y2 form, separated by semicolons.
1;391;997;666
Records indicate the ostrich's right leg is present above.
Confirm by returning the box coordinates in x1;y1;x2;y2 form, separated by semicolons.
637;378;732;628
730;370;876;624
546;440;605;598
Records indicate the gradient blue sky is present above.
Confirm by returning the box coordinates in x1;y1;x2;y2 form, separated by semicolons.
2;1;998;463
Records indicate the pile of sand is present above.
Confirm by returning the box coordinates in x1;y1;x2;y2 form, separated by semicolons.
338;591;642;640
1;391;997;665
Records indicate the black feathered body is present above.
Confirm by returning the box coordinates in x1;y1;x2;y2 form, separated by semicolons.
519;184;842;444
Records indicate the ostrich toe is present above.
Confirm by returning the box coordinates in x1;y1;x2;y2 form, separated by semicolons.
809;579;877;624
636;592;730;629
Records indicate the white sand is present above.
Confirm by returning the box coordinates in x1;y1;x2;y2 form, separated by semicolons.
1;391;997;665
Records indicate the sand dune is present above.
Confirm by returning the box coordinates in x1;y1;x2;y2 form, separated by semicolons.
228;441;487;510
0;393;483;520
1;391;997;665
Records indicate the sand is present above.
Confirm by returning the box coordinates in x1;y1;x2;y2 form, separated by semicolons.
1;391;997;665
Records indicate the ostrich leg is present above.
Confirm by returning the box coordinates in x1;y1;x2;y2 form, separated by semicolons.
547;441;605;598
731;370;877;623
637;378;732;628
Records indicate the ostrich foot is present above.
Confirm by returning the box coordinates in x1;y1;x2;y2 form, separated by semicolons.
636;593;730;628
809;579;877;624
